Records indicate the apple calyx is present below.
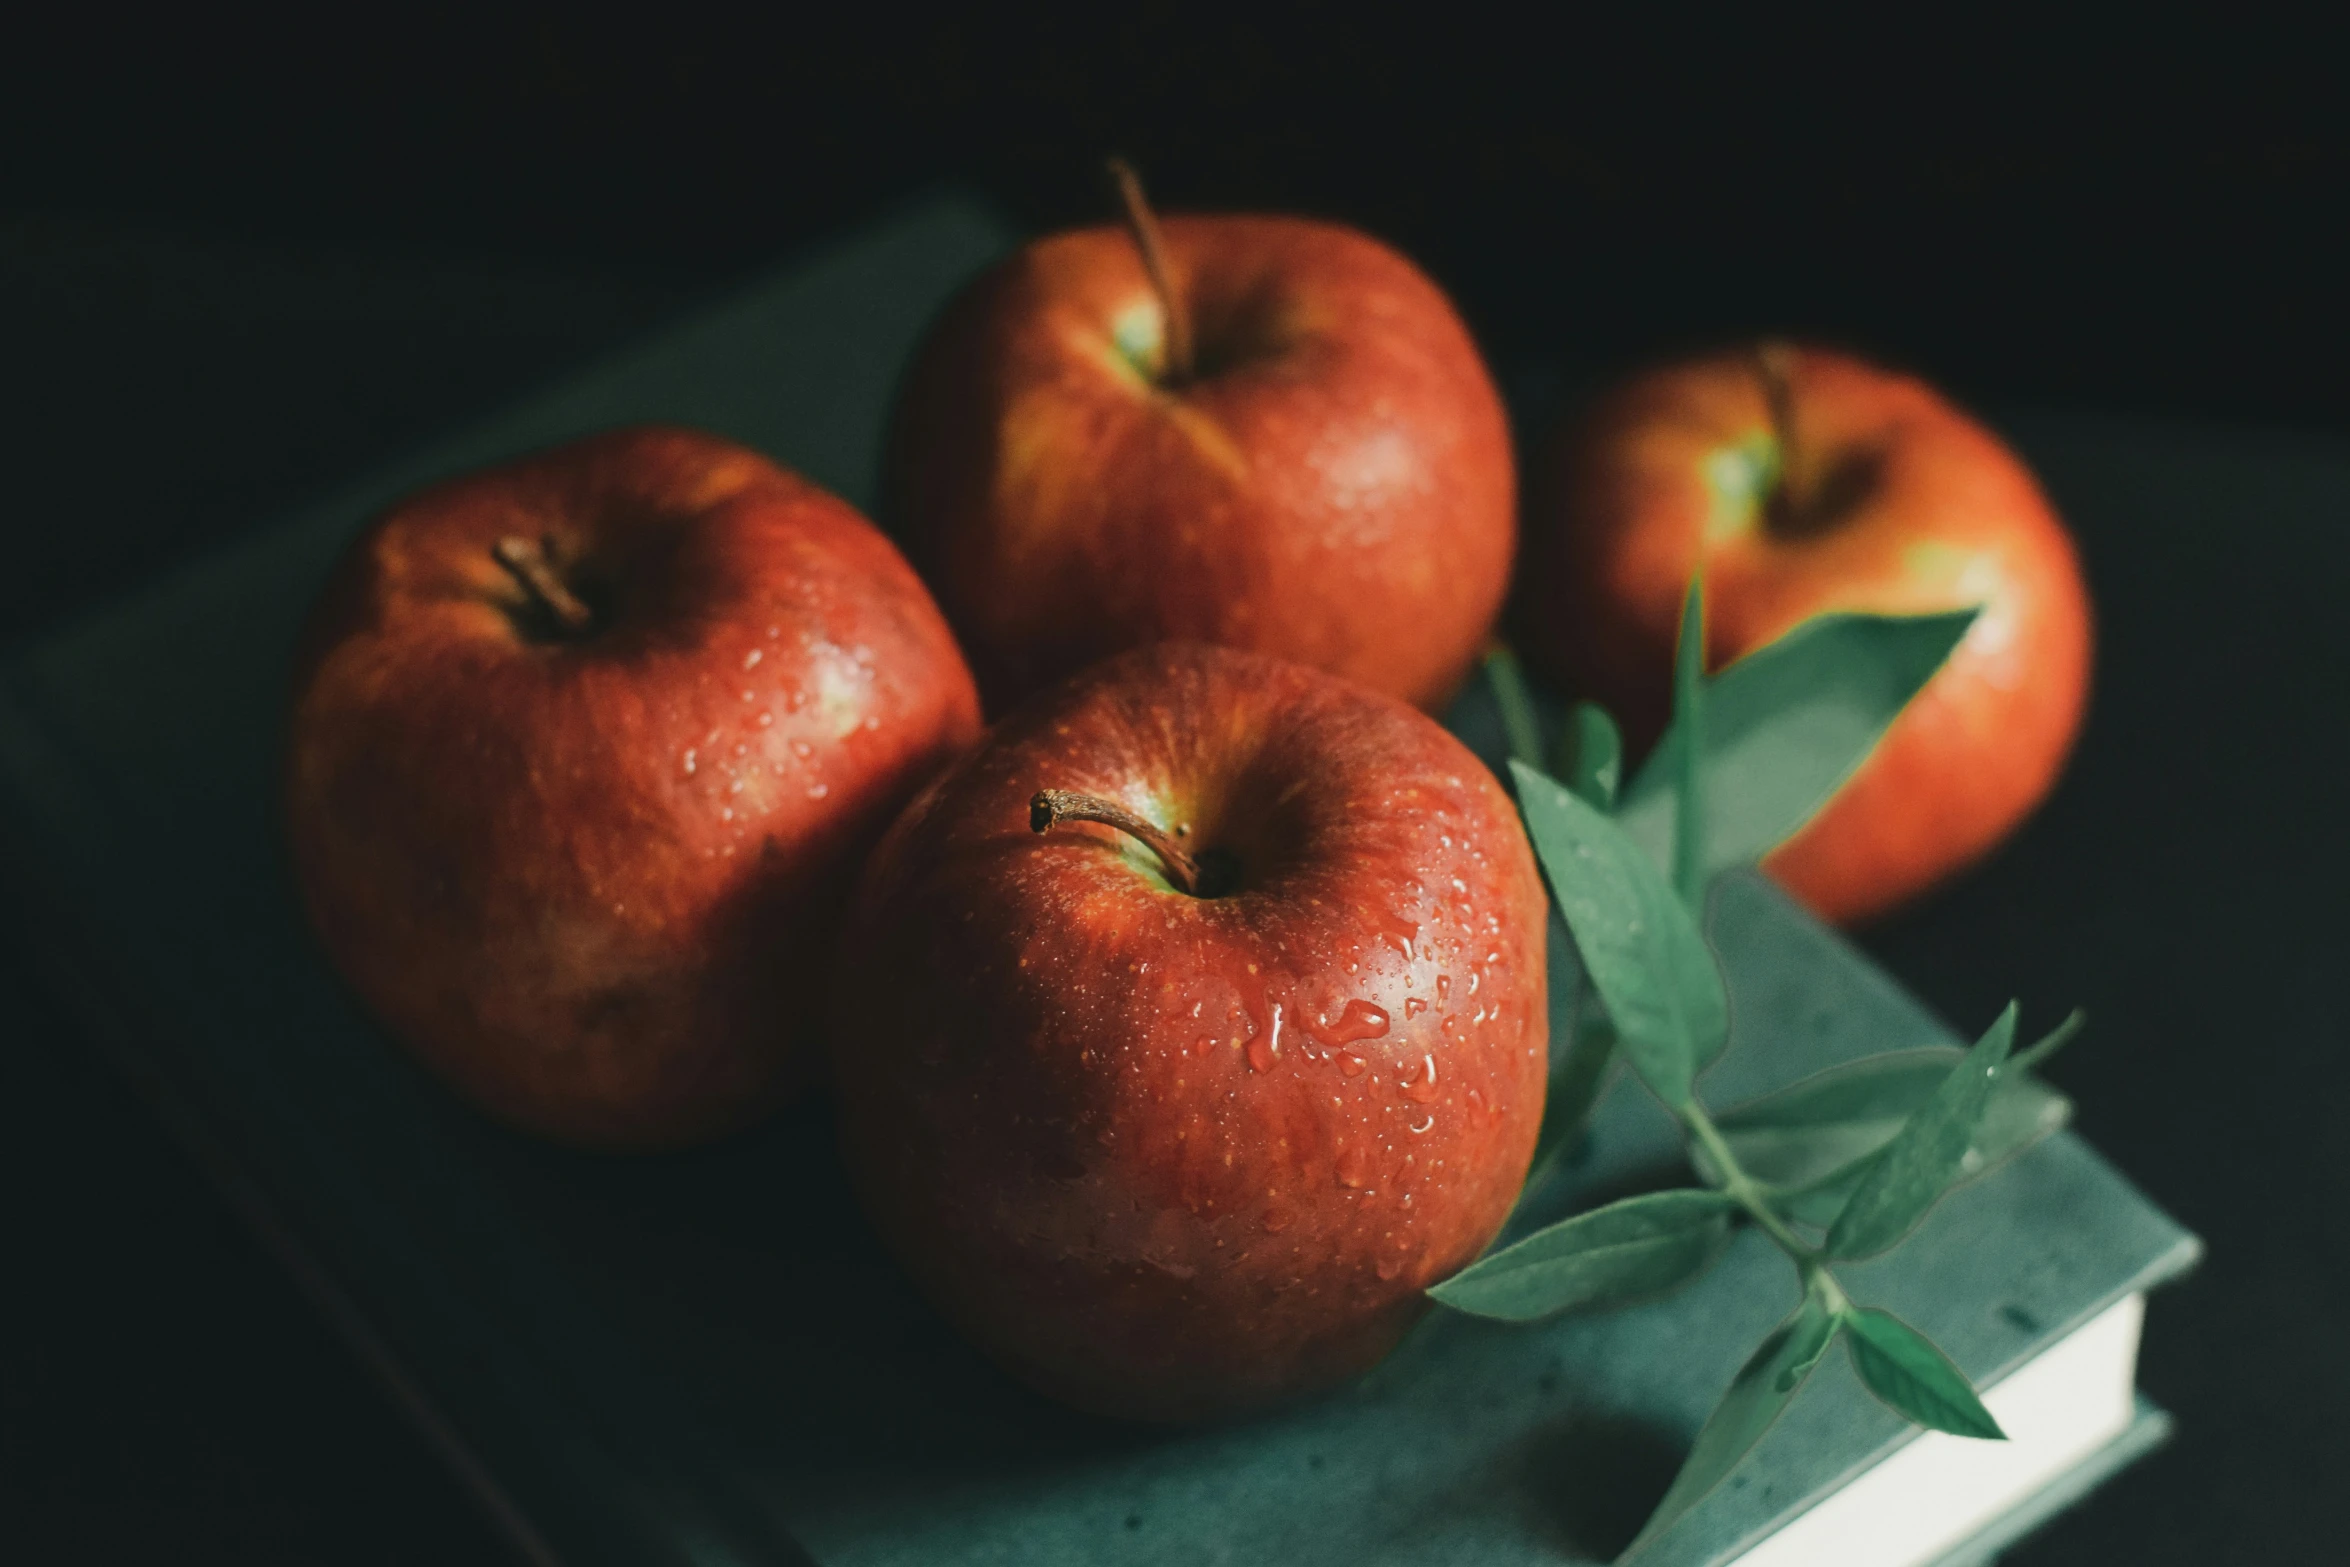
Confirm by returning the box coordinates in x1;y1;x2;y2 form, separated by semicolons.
1029;787;1225;896
491;534;597;639
1106;157;1195;385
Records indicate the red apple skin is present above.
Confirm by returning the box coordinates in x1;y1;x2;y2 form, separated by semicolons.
830;643;1548;1422
1515;345;2092;925
885;214;1516;715
286;426;982;1148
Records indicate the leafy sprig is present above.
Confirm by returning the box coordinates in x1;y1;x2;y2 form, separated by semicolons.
1434;581;2082;1561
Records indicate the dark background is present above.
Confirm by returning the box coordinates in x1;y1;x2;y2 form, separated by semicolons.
3;10;2342;1562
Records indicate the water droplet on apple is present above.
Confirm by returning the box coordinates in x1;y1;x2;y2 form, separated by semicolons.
1193;1036;1216;1057
1336;1145;1372;1188
807;783;829;800
792;740;813;758
743;648;763;670
1436;973;1451;1002
1405;997;1427;1018
1399;1054;1441;1104
1323;999;1390;1044
1337;1052;1367;1077
741;689;756;702
1246;1005;1283;1073
681;748;697;776
756;711;773;727
1375;1253;1406;1281
720;806;735;821
1407;1113;1436;1135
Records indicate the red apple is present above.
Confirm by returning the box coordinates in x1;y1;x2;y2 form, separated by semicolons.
285;426;981;1148
1514;343;2092;924
884;167;1515;714
830;642;1548;1421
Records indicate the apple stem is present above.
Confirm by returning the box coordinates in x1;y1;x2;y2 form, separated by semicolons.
492;535;595;636
1030;788;1205;895
1753;340;1800;523
1107;157;1195;385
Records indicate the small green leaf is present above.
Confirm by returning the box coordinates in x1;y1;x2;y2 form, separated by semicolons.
1510;760;1730;1108
1429;1189;1736;1323
1617;608;1979;877
1756;1073;2071;1228
2011;1008;2087;1076
1670;574;1707;908
1554;701;1622;811
1482;645;1545;774
1824;1005;2018;1260
1619;1293;1840;1560
1702;1047;2071;1207
1843;1308;2007;1440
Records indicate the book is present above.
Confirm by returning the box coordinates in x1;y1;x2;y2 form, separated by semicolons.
0;191;2198;1566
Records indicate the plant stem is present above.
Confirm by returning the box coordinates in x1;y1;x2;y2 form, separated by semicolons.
1670;578;1707;908
1107;157;1194;384
1753;340;1800;528
1683;1100;1816;1262
1482;643;1545;774
1805;1262;1852;1316
1030;788;1207;895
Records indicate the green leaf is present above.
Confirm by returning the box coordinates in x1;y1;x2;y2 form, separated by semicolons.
1616;608;1979;877
1554;701;1623;811
1619;1292;1840;1561
1700;1047;2072;1214
1824;1005;2018;1260
1482;645;1545;774
1843;1308;2007;1440
1428;1189;1736;1323
1510;760;1730;1108
1670;575;1707;908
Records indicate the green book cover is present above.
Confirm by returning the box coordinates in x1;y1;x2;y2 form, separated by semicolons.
0;193;2197;1566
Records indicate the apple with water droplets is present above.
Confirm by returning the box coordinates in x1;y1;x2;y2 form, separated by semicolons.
884;163;1515;714
830;643;1548;1421
285;426;981;1147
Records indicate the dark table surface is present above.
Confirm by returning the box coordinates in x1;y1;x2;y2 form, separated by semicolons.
5;14;2347;1563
